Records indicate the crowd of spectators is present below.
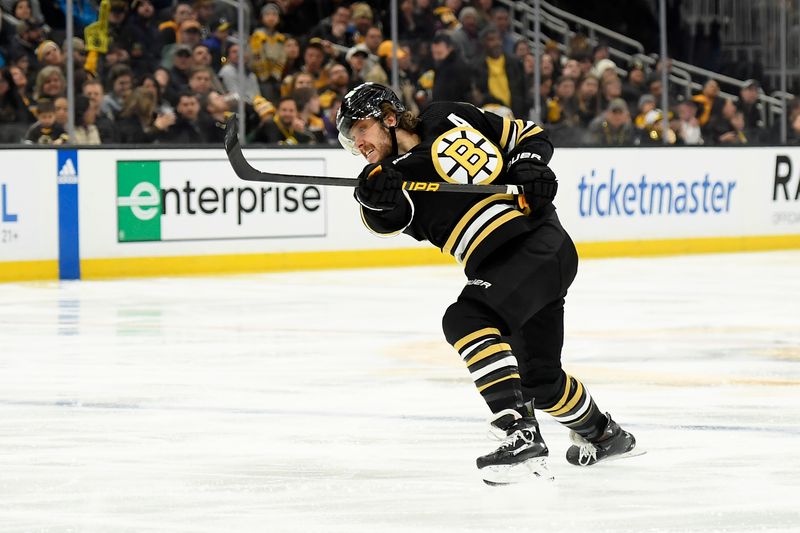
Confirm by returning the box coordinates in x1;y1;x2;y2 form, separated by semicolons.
0;0;798;146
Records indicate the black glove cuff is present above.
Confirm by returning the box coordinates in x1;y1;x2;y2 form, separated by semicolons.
506;150;544;172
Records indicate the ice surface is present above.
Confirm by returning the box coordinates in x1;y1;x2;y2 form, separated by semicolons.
1;251;799;532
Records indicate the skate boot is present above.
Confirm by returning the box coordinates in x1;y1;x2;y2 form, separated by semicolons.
566;413;638;466
477;408;552;485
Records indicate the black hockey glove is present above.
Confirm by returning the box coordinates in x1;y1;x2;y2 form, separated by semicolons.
506;151;558;214
354;164;405;211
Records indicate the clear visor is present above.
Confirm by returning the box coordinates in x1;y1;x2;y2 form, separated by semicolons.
337;113;382;156
337;113;358;142
336;107;381;140
338;132;360;155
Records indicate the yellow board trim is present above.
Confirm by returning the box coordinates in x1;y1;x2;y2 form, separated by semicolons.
453;327;502;352
466;342;512;367
80;248;454;280
4;234;800;283
477;373;520;393
0;260;59;282
577;234;800;258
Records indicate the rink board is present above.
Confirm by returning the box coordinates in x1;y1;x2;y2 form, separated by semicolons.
0;150;60;281
0;145;799;281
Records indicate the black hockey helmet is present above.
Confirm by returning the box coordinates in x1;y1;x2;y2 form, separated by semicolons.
336;82;406;153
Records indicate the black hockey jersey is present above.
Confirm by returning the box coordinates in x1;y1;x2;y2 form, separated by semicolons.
360;102;554;274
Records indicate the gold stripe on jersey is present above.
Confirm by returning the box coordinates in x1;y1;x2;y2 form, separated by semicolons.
514;119;526;138
499;118;512;148
504;120;518;150
501;119;543;151
442;194;513;256
453;327;502;352
518;124;544;144
466;342;512;367
461;210;524;266
442;194;519;263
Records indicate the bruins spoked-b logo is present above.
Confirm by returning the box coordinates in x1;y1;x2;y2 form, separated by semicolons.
432;127;502;185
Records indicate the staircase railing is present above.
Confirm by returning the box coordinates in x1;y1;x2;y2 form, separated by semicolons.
493;0;792;130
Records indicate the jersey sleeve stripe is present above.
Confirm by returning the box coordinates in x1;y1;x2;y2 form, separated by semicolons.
499;118;511;148
517;125;544;144
506;121;519;151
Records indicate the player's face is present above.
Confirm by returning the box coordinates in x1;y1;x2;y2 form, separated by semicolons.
352;118;389;164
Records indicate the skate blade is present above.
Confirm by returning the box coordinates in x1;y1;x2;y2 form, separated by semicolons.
574;447;648;467
480;457;554;485
609;448;647;462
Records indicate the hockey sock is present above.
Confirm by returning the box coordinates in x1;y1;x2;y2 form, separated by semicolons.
452;327;523;413
538;374;606;440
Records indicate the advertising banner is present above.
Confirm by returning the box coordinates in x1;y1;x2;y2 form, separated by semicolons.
0;150;58;266
552;147;800;241
770;153;800;229
3;145;799;282
115;159;325;242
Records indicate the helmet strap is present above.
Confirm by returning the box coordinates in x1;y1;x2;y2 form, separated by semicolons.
388;125;399;156
380;110;400;156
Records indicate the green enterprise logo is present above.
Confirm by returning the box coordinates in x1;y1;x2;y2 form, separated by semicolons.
117;161;161;242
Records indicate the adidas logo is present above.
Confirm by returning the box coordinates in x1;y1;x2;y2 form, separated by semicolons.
58;157;78;185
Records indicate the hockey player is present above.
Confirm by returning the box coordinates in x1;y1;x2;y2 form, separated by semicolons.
336;82;638;484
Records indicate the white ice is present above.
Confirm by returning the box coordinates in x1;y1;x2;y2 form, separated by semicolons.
1;251;799;532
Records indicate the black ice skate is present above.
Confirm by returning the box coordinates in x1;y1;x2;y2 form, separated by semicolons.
477;408;552;485
566;413;640;466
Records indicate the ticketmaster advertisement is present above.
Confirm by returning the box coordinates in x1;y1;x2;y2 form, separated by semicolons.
551;146;800;240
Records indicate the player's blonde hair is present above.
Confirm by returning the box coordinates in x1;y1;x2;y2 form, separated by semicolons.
381;102;420;132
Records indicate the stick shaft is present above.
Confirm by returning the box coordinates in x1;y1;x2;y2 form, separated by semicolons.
224;117;523;195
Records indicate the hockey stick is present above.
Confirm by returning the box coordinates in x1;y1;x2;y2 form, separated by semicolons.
224;116;524;195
